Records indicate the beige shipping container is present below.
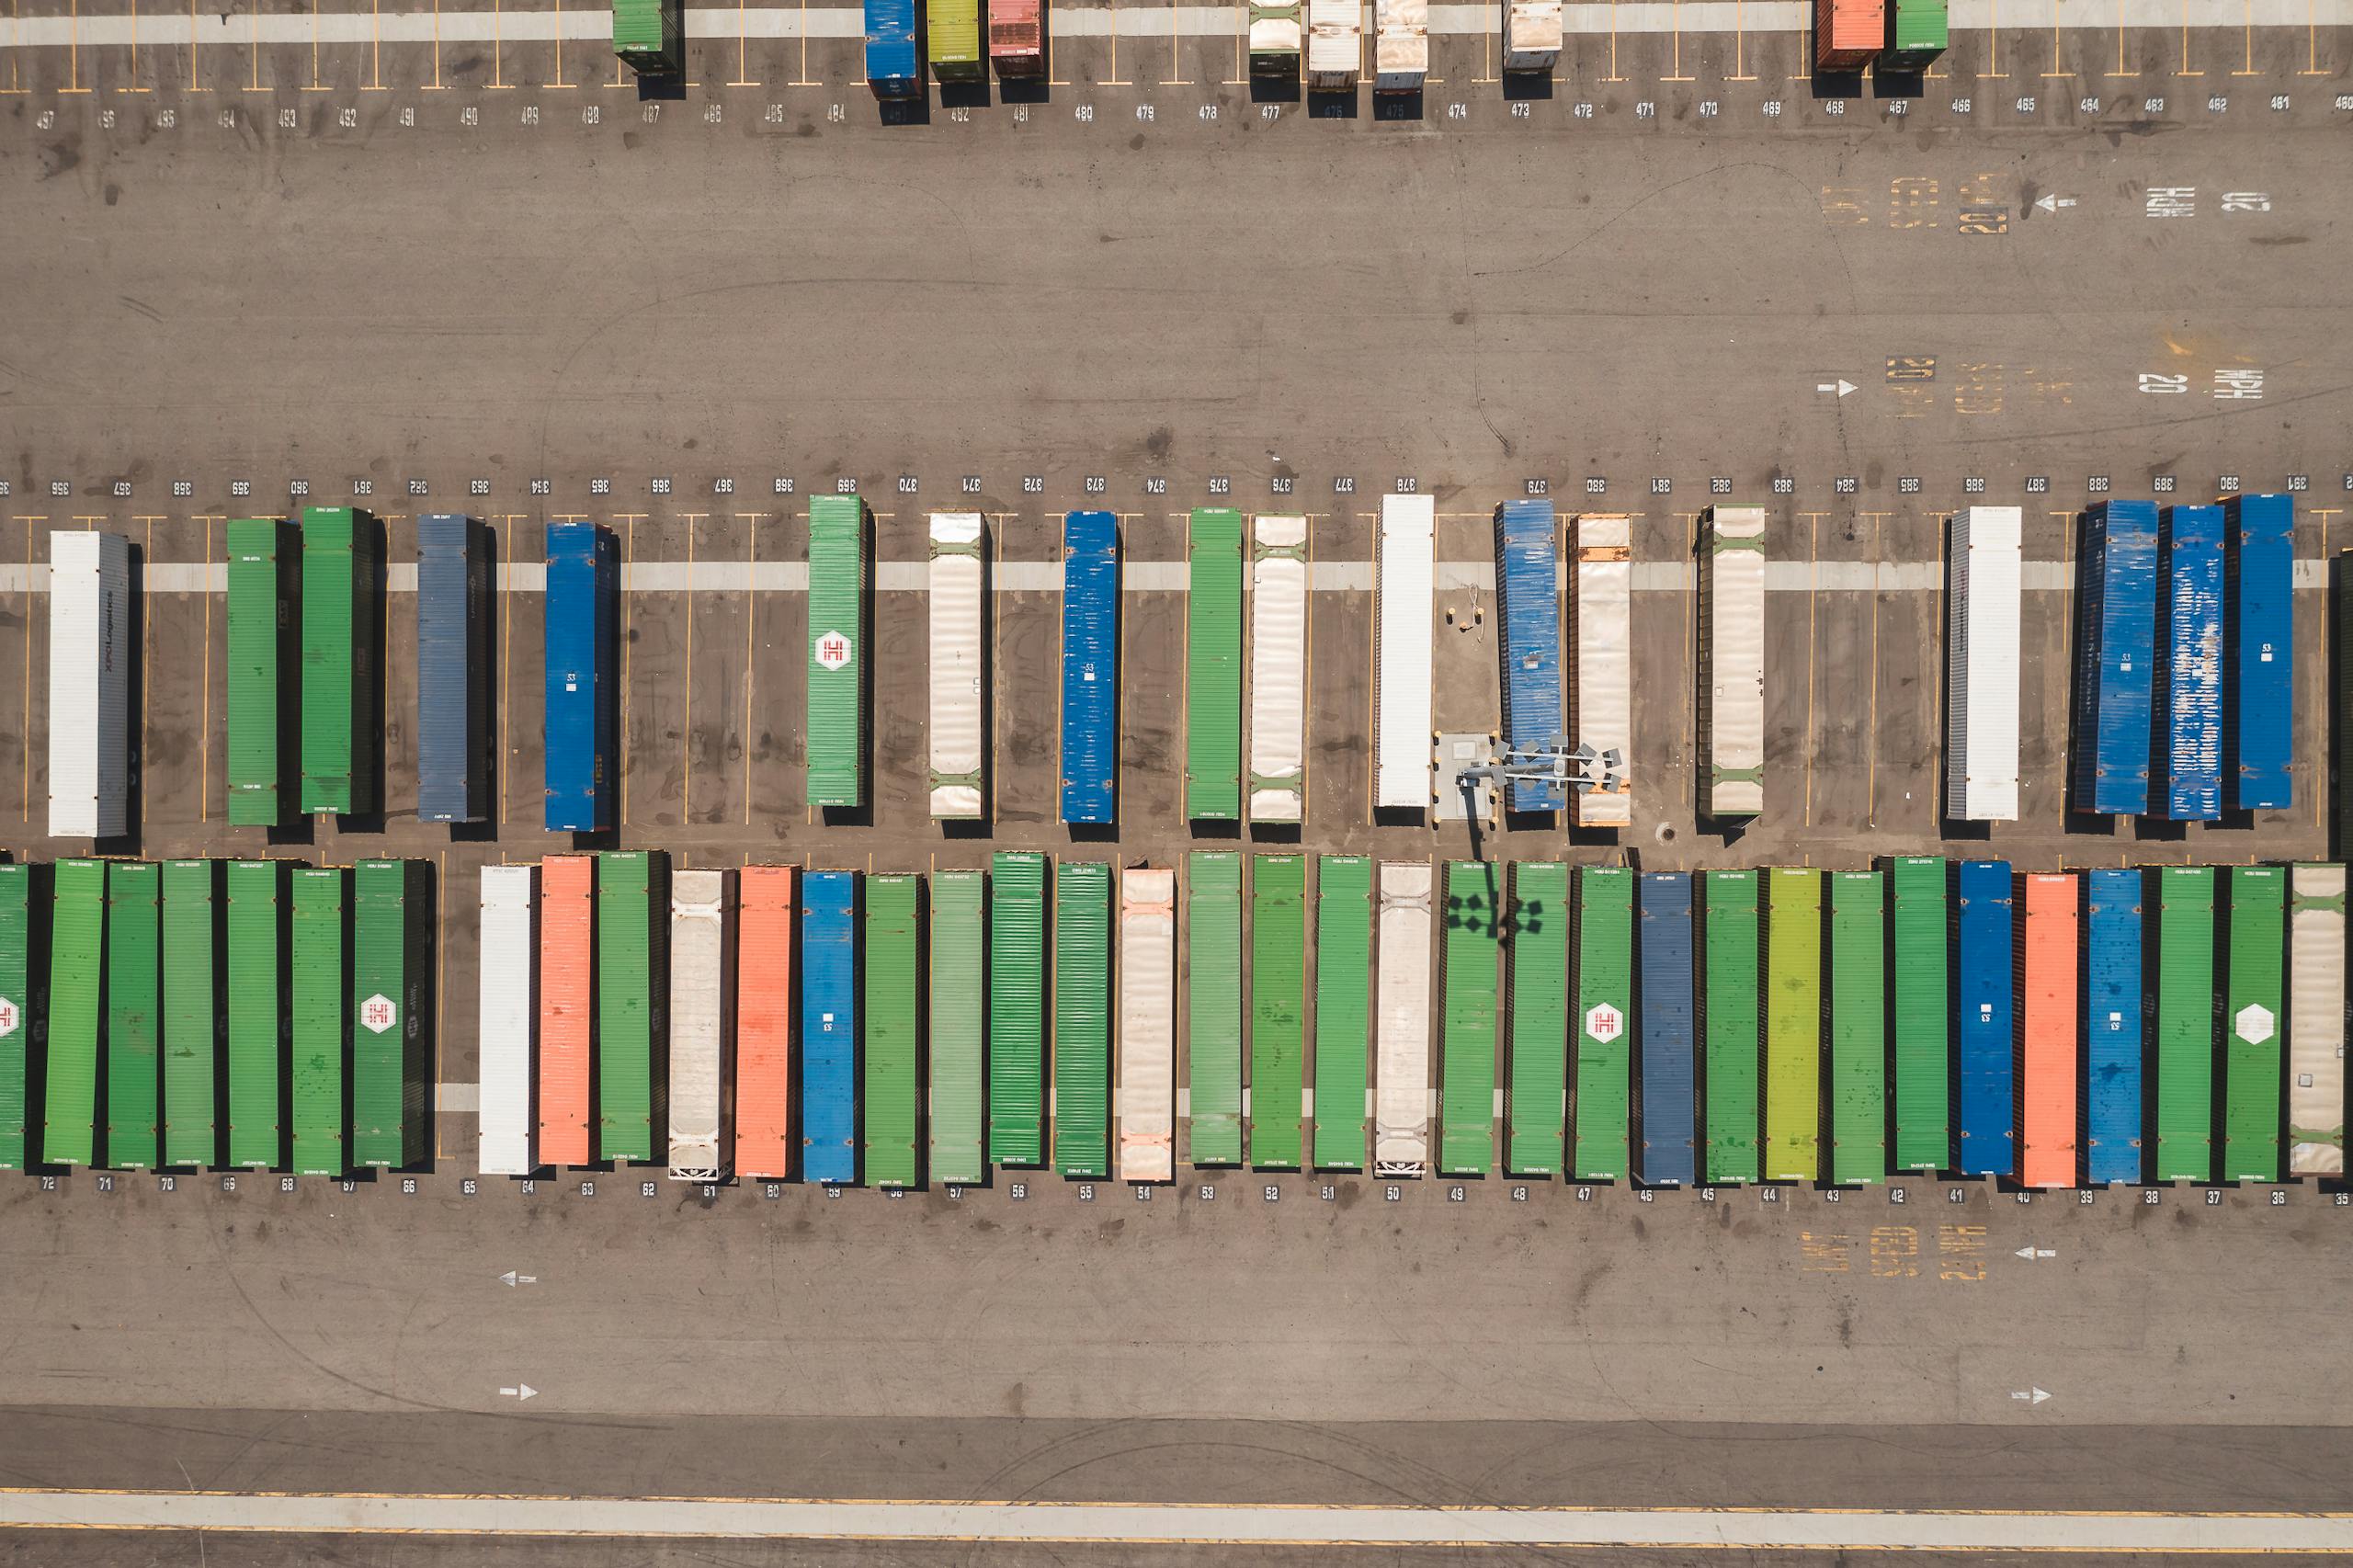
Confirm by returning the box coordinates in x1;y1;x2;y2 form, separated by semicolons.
1374;0;1427;86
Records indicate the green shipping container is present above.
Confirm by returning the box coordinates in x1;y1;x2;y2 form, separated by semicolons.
1828;870;1886;1185
1185;507;1245;822
225;859;282;1169
1764;869;1822;1183
988;850;1048;1165
1249;854;1306;1167
1889;856;1949;1172
806;495;870;810
1439;860;1499;1176
1574;868;1634;1180
290;867;347;1176
45;859;106;1166
1506;862;1568;1176
598;851;668;1164
106;861;161;1169
226;518;290;828
1053;861;1112;1178
0;864;29;1169
353;860;428;1170
162;861;219;1167
866;875;921;1188
929;870;986;1185
1186;852;1244;1165
299;506;381;817
1883;0;1947;67
612;0;681;72
2223;867;2285;1183
2154;867;2215;1182
1312;857;1371;1171
1703;870;1760;1184
927;0;983;78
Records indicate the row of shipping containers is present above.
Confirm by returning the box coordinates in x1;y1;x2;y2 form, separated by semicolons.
452;854;2348;1187
2074;495;2294;820
0;858;430;1173
40;493;2297;842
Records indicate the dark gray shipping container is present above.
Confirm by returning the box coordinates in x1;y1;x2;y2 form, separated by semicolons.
415;515;494;824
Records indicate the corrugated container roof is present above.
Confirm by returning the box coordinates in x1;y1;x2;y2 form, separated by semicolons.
1635;873;1695;1187
736;866;796;1180
1060;513;1121;824
987;852;1048;1165
928;870;985;1184
801;870;859;1184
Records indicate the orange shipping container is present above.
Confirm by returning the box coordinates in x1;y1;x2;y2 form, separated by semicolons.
1813;0;1883;67
2019;872;2079;1188
538;856;596;1166
736;866;797;1179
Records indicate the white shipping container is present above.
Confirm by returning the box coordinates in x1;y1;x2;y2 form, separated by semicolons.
1502;0;1562;69
1306;0;1361;85
1248;514;1309;823
1375;494;1436;812
1573;513;1632;829
667;869;734;1182
1249;8;1302;54
2289;863;2347;1176
477;864;540;1177
927;512;986;820
1374;860;1433;1178
1699;506;1766;818
46;530;131;840
1946;505;2023;822
1117;867;1177;1184
1374;0;1427;85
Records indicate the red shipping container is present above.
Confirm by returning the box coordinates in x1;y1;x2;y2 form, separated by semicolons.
1813;0;1883;68
736;866;797;1179
990;0;1044;74
538;856;595;1166
2019;872;2079;1189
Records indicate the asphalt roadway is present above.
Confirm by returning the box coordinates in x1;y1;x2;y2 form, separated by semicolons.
6;27;2353;1561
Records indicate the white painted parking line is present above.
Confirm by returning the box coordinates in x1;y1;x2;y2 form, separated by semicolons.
0;1490;2348;1550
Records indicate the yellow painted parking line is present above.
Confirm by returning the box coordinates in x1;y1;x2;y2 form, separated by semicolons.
18;517;38;824
1664;0;1695;78
682;512;700;822
1800;510;1822;830
741;513;760;825
1727;0;1756;76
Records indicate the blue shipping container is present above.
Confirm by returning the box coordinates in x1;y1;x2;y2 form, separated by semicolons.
1493;500;1566;812
2072;500;2159;815
1955;860;2015;1176
2225;493;2294;810
2084;867;2144;1185
864;0;920;96
1636;872;1696;1187
544;522;617;834
1060;510;1120;825
2162;504;2224;821
801;870;859;1184
415;514;490;824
